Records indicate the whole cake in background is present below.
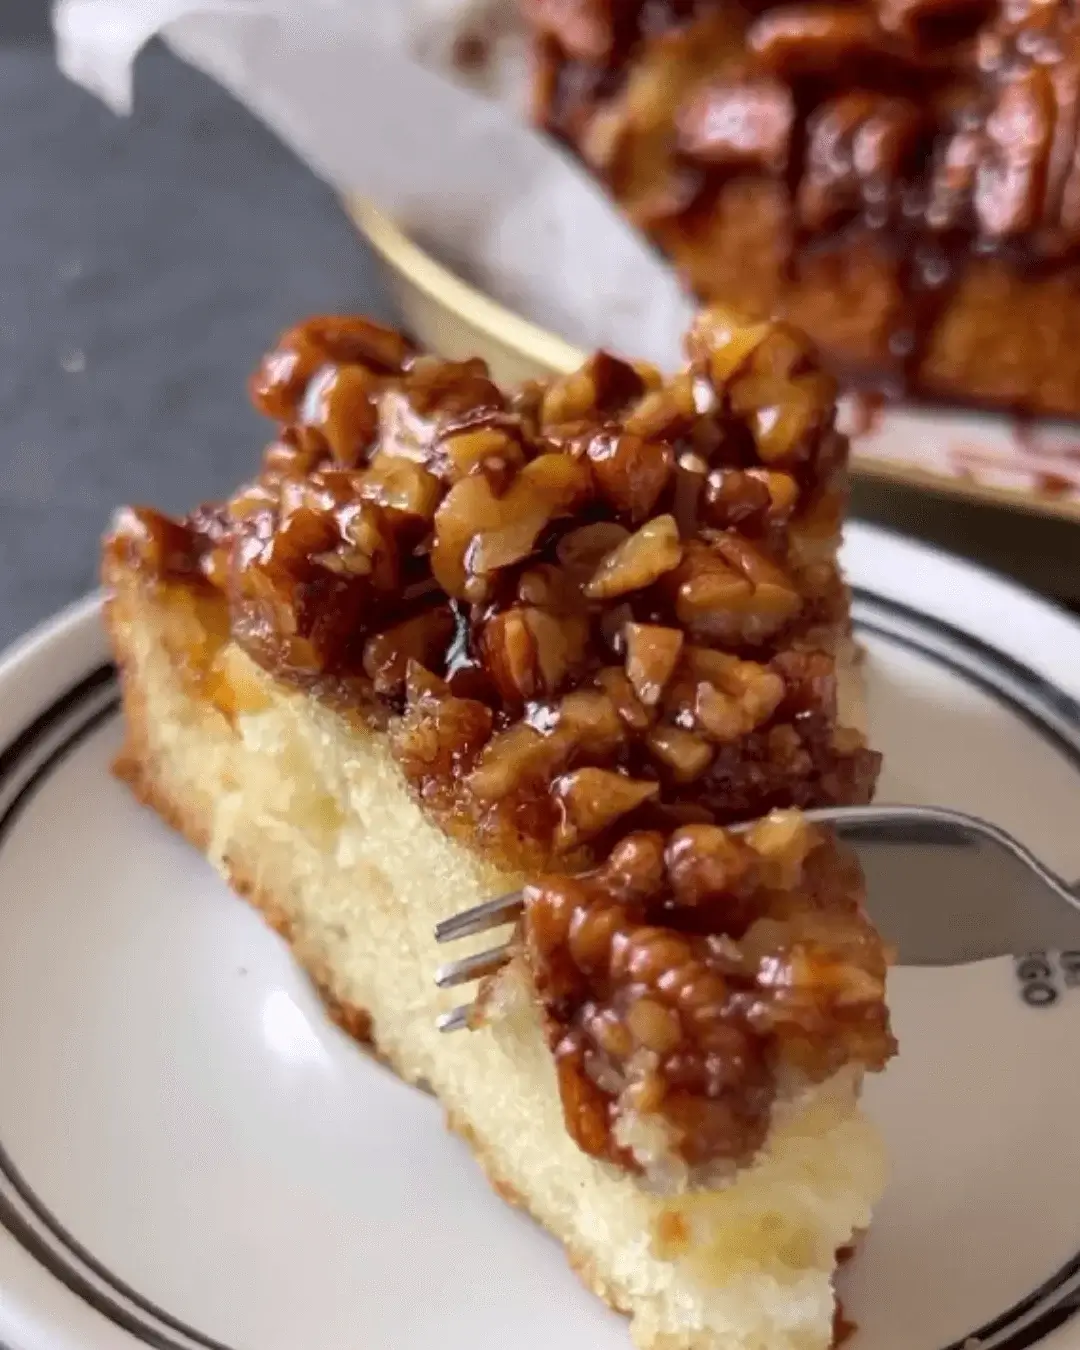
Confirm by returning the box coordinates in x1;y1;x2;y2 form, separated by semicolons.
526;0;1080;418
104;307;895;1349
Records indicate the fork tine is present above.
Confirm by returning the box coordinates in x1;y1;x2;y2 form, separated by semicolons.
436;1004;472;1033
435;941;513;989
434;891;524;943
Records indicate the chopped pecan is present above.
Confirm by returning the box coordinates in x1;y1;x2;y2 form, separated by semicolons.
664;824;757;905
585;430;675;521
974;67;1056;238
555;687;628;756
362;606;455;695
378;358;506;467
702;469;773;532
468;722;572;802
249;315;411;422
432;453;592;600
553;768;660;848
647;725;715;782
677;79;795;175
747;6;894;77
482;606;589;700
625;622;685;705
798;93;926;231
557;520;633;583
595;666;654;731
443;426;527;484
300;363;379;468
685;646;786;743
585;514;684;598
671;538;802;645
728;366;836;464
358;455;441;524
685;309;773;387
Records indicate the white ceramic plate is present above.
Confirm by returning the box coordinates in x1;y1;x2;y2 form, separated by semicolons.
2;522;1080;1350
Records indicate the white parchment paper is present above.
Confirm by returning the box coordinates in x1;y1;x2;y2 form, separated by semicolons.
53;0;695;368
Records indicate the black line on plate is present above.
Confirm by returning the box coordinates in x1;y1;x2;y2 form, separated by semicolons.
0;701;119;852
0;1141;234;1350
0;1188;207;1350
0;692;237;1350
1;602;1080;1350
963;1286;1080;1350
852;598;1080;1345
0;663;115;787
852;588;1080;730
856;617;1080;773
941;1260;1080;1350
950;1249;1080;1345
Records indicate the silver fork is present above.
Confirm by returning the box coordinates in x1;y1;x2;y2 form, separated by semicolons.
432;803;1080;1032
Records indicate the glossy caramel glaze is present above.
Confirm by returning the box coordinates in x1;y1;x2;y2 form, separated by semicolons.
104;311;892;1169
521;815;893;1171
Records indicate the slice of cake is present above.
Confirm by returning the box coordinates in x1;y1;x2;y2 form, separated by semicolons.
103;308;895;1350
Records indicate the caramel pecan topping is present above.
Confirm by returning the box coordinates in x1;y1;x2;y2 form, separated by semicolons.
798;93;927;232
106;310;892;1174
521;813;894;1174
107;306;877;873
973;65;1057;238
529;0;1080;250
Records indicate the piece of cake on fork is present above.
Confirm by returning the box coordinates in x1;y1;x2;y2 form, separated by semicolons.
103;306;895;1350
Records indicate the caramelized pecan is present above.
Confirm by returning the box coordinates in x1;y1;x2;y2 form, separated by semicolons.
585;514;683;598
677;79;795;175
523;815;894;1173
747;6;894;77
115;306;874;951
974;67;1056;238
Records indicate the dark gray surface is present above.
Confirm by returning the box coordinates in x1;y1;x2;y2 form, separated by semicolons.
0;3;392;649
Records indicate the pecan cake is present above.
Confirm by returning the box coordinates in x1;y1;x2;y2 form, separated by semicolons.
103;309;895;1350
527;0;1080;418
